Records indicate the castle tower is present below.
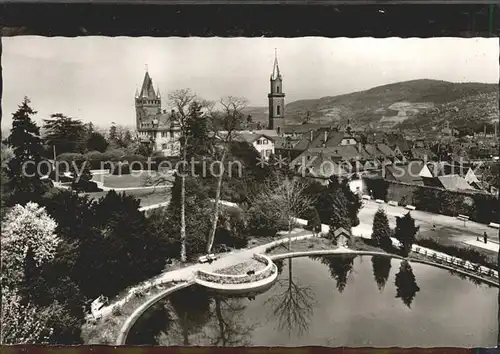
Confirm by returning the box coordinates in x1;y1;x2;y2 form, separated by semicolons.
268;50;285;135
135;68;162;130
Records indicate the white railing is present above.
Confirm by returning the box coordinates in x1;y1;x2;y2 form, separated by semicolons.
411;244;498;279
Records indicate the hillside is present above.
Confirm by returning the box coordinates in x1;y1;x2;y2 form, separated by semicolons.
246;79;498;131
397;91;499;132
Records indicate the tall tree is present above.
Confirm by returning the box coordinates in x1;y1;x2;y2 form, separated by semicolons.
86;131;108;152
4;97;46;204
394;212;420;256
329;177;363;227
43;113;87;154
327;189;351;244
168;89;200;262
108;122;118;147
206;96;248;253
165;173;212;259
372;207;392;250
394;260;420;308
249;173;314;249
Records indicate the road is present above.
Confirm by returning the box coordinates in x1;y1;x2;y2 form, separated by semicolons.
354;200;499;245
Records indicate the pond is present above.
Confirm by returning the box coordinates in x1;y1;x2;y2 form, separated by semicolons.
126;255;497;347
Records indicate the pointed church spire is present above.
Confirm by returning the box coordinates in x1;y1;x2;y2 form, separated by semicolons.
271;48;281;80
139;69;156;99
135;87;139;98
157;86;161;98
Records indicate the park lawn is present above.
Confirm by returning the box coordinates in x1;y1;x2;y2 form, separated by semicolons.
266;237;337;255
417;227;497;268
94;172;171;189
85;188;170;207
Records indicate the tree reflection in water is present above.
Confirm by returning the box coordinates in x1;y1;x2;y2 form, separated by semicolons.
126;301;175;344
314;254;356;293
394;260;420;308
447;268;495;288
274;259;284;276
203;296;257;346
371;256;392;291
265;258;316;337
166;286;213;345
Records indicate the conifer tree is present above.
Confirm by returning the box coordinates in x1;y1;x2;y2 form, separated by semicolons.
4;97;46;204
394;212;420;256
43;113;86;154
372;207;392;250
306;207;321;236
327;189;351;244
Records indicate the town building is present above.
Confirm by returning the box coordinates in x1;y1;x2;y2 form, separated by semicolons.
135;70;181;157
268;50;286;136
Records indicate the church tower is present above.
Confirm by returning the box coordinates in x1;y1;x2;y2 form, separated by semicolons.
135;68;162;130
268;50;285;135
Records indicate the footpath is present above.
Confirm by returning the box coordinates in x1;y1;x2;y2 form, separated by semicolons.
92;198;499;319
92;228;312;319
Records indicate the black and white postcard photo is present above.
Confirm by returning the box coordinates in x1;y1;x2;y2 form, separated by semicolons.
1;33;498;347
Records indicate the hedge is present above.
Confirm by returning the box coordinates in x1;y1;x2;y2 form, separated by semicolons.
84;151;151;171
415;237;497;270
363;177;499;224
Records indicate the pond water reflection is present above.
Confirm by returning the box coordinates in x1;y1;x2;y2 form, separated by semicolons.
126;255;497;347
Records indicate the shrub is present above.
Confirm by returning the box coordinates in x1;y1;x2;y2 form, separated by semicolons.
121;154;148;171
110;161;130;175
0;288;54;344
245;204;282;238
416;237;495;270
215;207;249;249
102;149;126;162
84;151;105;170
55;153;85;173
1;202;60;288
111;306;122;317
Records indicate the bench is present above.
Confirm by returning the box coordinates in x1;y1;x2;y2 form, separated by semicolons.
198;254;219;264
488;222;500;229
361;195;371;200
375;199;385;204
388;200;398;207
405;205;416;210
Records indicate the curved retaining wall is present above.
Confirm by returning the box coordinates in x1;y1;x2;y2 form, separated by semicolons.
269;249;405;261
195;264;279;295
115;280;194;345
195;253;273;284
268;250;499;287
194;253;280;294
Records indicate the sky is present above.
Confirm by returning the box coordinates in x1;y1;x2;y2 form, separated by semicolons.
2;37;498;130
